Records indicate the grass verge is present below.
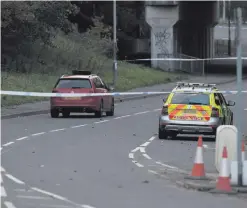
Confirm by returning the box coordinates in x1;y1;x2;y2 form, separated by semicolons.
1;62;186;107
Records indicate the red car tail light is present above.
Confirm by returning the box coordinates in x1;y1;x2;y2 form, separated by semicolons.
211;107;219;117
161;105;168;115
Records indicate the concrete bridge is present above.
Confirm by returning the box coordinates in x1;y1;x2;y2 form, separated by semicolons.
122;1;247;74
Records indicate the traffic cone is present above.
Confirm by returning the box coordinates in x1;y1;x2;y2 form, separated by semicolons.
186;136;208;180
242;139;245;163
211;146;236;194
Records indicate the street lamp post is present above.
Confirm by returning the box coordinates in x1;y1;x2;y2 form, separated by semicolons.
112;0;117;89
228;0;231;56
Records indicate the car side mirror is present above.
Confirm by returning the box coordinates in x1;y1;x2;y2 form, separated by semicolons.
227;100;235;106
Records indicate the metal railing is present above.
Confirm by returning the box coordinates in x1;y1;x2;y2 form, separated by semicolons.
156;53;205;75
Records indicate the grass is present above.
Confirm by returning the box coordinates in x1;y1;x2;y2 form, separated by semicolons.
1;27;187;107
1;62;185;107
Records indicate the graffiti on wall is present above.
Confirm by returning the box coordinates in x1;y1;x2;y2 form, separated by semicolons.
154;29;171;56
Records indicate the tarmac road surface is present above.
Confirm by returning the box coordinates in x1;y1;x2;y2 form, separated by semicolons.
1;80;247;208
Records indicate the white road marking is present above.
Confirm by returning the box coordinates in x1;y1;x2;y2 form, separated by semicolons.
82;205;97;208
94;120;109;124
149;136;156;141
31;187;67;201
128;153;134;159
17;195;51;200
50;129;65;133
0;174;2;183
203;144;215;150
1;167;6;172
140;142;150;147
131;147;140;153
32;132;45;136
134;111;150;115
143;153;152;160
139;147;145;153
5;173;25;184
1;186;7;197
244;108;247;111
14;188;33;192
133;161;144;168
4;201;16;208
153;108;161;112
114;115;131;119
70;124;87;128
155;161;177;169
148;169;158;175
2;142;14;147
40;204;73;208
16;136;28;141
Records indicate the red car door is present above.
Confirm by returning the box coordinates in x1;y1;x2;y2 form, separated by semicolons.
93;77;109;109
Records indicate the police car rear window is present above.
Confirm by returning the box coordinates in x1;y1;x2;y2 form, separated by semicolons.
55;78;92;89
171;93;210;105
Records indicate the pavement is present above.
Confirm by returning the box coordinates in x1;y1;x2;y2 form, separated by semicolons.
1;75;247;208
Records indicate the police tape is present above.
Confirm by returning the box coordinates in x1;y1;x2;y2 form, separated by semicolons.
1;90;247;97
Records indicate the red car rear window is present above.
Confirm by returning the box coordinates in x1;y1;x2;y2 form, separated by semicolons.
55;78;92;89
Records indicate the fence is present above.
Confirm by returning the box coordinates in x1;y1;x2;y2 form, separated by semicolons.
156;53;205;75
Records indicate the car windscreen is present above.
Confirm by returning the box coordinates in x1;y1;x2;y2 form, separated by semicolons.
55;78;92;89
171;93;210;105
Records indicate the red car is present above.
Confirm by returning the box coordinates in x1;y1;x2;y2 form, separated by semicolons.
50;70;114;118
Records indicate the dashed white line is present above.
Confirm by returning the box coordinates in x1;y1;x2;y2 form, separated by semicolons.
140;142;150;147
32;132;45;136
132;161;144;168
244;108;247;111
5;173;25;185
50;129;65;133
114;115;131;119
31;187;68;201
139;147;145;153
94;120;109;124
148;169;158;175
2;142;14;147
40;204;73;208
155;161;177;169
16;136;28;141
143;153;152;160
0;174;2;183
70;124;88;128
149;136;156;141
153;108;161;112
17;195;51;200
1;167;6;172
128;153;134;159
1;186;7;197
131;147;140;153
134;111;150;115
4;201;16;208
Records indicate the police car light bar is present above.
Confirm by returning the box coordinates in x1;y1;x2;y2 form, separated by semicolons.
176;82;216;88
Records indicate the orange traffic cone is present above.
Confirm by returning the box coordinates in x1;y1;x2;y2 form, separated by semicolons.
186;136;208;180
242;139;245;163
211;146;236;194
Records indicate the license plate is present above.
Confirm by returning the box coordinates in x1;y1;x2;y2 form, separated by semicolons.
64;97;80;100
183;109;196;114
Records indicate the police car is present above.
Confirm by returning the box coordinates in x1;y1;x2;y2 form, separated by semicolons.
50;70;114;118
158;82;235;139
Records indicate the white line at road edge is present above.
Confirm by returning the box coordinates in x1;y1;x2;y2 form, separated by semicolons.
0;108;161;208
129;136;217;180
4;201;16;208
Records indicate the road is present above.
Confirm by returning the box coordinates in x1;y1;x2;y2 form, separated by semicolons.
1;80;247;208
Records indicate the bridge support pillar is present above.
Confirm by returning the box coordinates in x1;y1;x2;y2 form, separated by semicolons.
145;6;178;70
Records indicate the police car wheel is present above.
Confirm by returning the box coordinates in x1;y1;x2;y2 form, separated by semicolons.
158;128;167;139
